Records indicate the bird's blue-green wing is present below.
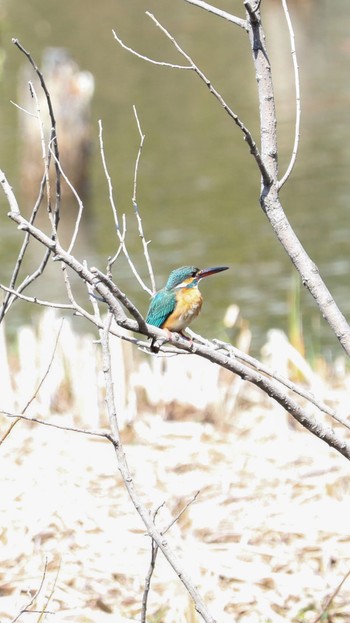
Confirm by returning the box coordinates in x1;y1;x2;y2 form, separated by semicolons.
146;289;176;328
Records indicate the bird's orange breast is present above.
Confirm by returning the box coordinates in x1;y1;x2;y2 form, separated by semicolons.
162;287;203;332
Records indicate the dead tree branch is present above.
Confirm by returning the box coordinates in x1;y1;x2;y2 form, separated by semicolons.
112;4;350;357
9;558;49;623
1;172;349;460
98;311;217;623
183;0;248;29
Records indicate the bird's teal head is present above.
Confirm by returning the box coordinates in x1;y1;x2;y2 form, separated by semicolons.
165;265;229;290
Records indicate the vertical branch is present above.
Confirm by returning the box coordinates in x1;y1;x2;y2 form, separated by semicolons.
244;2;350;356
244;1;278;185
278;0;301;188
99;315;217;623
98;120;153;294
132;105;156;293
0;41;63;321
12;38;61;225
28;82;53;222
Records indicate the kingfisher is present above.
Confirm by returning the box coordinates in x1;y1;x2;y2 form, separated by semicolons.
146;265;229;347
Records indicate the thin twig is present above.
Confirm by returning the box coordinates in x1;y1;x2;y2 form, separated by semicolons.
0;40;65;322
48;141;85;254
119;11;270;185
112;29;191;70
98;119;121;233
12;37;61;222
98;119;152;293
10;99;37;117
0;320;64;445
313;568;350;623
141;491;200;621
183;0;248;29
10;558;49;623
0;283;76;310
141;503;164;623
0;171;47;319
277;0;301;189
132;105;156;293
99;313;217;623
29;81;54;228
36;559;61;623
163;490;200;535
113;18;266;178
1;410;109;439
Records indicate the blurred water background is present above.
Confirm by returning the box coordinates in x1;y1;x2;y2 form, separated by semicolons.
0;0;350;358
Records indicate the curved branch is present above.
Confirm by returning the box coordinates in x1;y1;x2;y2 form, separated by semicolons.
12;38;61;223
277;0;301;188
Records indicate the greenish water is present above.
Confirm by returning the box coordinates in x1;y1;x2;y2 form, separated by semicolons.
1;0;350;357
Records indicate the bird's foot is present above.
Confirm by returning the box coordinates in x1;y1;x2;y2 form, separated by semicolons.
149;328;174;353
179;331;194;346
149;329;194;353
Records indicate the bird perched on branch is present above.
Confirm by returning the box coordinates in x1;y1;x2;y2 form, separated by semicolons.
146;265;229;349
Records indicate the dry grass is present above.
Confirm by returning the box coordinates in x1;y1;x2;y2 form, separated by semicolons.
1;312;350;623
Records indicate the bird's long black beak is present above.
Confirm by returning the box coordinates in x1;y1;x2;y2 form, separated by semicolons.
197;266;229;279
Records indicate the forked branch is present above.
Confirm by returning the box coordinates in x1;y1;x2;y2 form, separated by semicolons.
1;169;350;462
112;3;350;356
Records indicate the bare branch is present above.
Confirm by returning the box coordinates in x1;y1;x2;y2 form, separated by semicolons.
0;320;64;445
48;141;85;254
113;15;269;182
10;558;49;623
145;11;270;184
0;172;47;323
112;29;191;70
0;38;65;322
0;283;76;311
183;0;248;29
141;491;200;621
99;312;217;623
36;558;60;623
98;119;152;294
90;265;147;330
211;337;346;427
163;490;200;535
132;105;156;293
141;504;164;623
244;7;350;357
313;567;350;623
12;37;61;222
2;200;350;461
98;119;121;233
0;169;20;214
1;410;108;439
29;81;54;225
277;0;301;188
